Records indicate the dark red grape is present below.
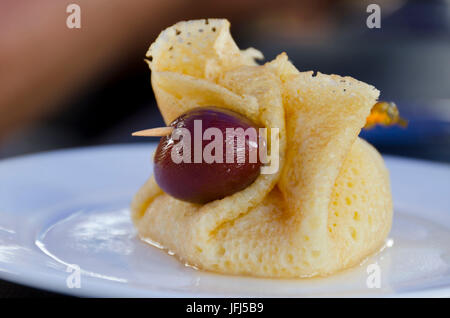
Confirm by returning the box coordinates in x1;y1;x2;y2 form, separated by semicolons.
154;107;263;204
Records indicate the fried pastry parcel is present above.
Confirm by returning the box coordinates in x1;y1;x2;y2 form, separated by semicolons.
131;19;392;278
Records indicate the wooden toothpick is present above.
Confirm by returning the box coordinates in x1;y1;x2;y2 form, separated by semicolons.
132;127;174;137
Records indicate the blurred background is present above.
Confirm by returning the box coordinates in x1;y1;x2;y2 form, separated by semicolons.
1;0;450;162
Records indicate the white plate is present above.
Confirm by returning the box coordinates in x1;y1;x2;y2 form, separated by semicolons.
0;144;449;297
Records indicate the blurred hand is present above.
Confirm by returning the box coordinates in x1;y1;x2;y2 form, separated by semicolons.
0;0;319;142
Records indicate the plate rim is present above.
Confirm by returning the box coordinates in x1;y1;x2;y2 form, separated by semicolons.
0;144;449;298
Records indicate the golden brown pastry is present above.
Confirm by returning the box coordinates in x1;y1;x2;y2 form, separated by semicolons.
131;19;393;278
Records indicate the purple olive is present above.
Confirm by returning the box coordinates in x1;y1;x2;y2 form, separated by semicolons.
154;107;263;204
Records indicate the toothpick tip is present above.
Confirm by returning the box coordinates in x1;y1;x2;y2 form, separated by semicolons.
131;127;174;137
